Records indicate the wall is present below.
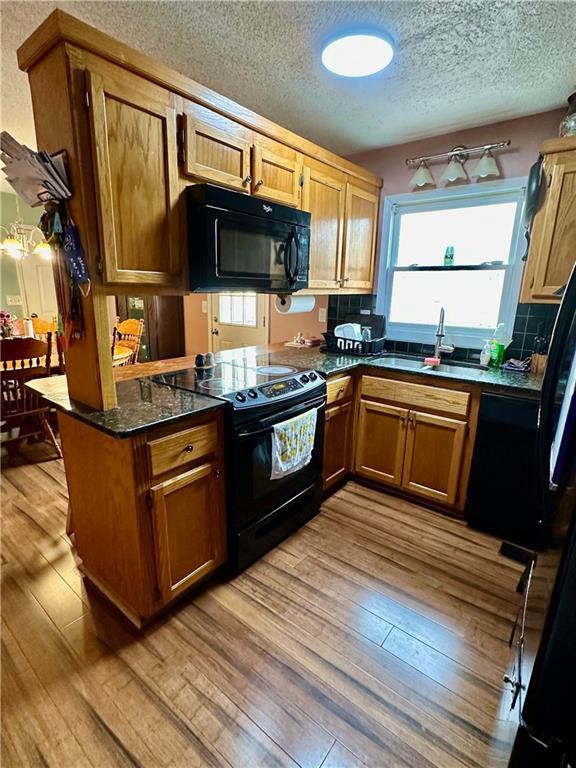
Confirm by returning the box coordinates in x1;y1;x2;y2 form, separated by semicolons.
183;293;329;353
328;109;563;359
269;295;328;344
0;191;41;315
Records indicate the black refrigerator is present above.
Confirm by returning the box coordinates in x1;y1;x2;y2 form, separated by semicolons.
508;262;576;767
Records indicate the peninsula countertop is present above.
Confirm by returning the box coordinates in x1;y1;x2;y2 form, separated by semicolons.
29;343;543;438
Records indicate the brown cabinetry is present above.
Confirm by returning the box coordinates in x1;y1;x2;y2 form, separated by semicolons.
87;63;183;288
520;138;576;303
301;159;346;290
252;136;302;206
342;183;379;289
354;374;476;510
182;103;252;192
402;411;467;505
150;461;226;603
324;400;353;489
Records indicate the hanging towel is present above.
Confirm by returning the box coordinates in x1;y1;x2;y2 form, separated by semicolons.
270;407;318;480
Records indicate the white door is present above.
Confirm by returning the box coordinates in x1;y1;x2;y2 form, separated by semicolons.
209;293;269;352
19;252;58;320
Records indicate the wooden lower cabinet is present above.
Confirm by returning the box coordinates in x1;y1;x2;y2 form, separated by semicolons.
150;461;226;603
354;400;408;486
402;411;467;505
323;400;353;488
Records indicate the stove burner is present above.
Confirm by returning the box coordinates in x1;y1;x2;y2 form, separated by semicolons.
197;378;228;393
256;365;298;375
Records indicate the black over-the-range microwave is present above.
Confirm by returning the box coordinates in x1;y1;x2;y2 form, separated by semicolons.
187;184;311;293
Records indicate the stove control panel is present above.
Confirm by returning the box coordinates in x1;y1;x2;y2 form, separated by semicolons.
225;370;324;409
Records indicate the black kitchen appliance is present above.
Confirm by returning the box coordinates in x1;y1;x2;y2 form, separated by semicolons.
187;184;311;293
506;262;576;766
154;357;326;572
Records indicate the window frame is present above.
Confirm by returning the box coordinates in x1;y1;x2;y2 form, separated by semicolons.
375;177;528;349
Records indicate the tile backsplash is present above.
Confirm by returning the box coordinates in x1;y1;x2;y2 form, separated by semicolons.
327;295;559;362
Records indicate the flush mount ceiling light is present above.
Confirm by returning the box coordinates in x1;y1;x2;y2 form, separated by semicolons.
409;161;435;188
321;33;394;77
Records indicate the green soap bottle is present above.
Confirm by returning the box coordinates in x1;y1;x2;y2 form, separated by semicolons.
444;246;454;267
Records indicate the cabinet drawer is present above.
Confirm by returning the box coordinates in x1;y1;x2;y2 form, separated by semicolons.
327;374;354;405
361;376;470;417
147;421;217;477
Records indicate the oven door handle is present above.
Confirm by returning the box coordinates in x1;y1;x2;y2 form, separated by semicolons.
236;396;326;439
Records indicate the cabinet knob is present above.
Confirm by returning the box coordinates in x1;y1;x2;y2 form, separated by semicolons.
255;179;264;188
338;387;345;397
342;277;350;283
243;175;252;185
183;443;194;453
215;468;221;478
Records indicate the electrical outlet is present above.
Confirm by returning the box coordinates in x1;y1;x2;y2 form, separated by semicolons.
5;295;22;306
201;300;208;313
318;307;327;322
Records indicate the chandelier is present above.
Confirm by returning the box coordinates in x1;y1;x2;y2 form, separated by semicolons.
0;199;52;261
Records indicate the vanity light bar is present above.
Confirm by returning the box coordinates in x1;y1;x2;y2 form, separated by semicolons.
406;140;511;167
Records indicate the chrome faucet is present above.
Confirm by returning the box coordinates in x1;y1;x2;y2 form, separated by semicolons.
434;307;455;360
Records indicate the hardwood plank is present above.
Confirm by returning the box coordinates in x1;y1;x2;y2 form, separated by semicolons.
1;458;524;767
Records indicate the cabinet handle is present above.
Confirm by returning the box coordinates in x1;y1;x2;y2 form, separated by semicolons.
243;175;252;185
342;277;350;283
183;443;194;453
255;179;264;188
546;173;552;188
337;387;345;397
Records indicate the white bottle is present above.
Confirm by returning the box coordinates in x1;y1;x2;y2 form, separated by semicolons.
480;340;491;366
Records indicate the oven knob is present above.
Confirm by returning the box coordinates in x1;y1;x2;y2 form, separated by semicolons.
247;389;258;399
308;372;317;381
235;392;246;403
300;374;309;383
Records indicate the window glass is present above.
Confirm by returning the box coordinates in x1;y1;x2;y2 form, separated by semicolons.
218;293;257;327
396;202;518;267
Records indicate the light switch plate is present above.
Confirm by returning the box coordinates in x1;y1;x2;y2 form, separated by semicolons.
201;300;208;313
6;295;22;306
318;307;326;322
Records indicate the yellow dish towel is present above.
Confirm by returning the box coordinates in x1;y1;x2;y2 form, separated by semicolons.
270;407;318;480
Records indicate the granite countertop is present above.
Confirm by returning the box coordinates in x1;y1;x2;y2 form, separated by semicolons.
241;345;544;396
29;343;542;438
27;375;226;438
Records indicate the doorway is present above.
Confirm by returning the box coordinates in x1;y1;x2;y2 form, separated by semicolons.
116;295;185;361
208;293;269;352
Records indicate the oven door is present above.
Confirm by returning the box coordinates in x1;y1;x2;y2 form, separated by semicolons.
230;395;325;531
192;206;309;293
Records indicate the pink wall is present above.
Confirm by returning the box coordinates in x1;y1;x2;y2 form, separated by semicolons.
269;295;329;344
348;109;564;197
183;293;328;352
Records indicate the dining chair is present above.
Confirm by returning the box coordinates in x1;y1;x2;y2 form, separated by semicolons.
0;333;62;459
31;315;57;340
113;317;144;365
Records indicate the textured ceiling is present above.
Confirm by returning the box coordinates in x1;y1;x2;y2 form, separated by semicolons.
1;0;575;159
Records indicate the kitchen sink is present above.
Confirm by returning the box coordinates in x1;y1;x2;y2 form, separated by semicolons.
378;353;488;375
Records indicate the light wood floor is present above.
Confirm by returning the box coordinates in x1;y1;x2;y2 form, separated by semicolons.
2;449;526;767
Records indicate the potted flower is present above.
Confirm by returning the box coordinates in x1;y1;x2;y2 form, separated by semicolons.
0;310;15;339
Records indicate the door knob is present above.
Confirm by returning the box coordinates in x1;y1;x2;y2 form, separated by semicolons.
211;328;219;335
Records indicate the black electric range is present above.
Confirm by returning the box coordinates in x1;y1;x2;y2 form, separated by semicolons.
153;359;327;572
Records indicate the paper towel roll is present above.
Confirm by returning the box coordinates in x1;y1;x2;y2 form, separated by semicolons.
24;319;35;338
274;295;316;314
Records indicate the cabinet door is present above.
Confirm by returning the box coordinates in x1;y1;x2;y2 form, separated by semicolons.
529;154;576;300
301;160;345;290
150;462;226;603
87;67;182;288
182;103;252;192
402;411;467;505
252;136;302;206
324;400;353;488
341;183;379;290
354;400;408;486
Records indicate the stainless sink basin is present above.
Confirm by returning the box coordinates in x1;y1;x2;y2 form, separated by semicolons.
378;353;488;375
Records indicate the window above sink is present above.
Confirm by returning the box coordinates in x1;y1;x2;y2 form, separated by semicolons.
376;178;527;349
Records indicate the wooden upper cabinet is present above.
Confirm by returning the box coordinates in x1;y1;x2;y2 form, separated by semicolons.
252;136;302;206
182;102;252;192
301;159;346;290
87;65;182;288
354;400;408;486
402;411;467;506
150;461;226;603
341;182;379;290
521;143;576;303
